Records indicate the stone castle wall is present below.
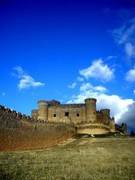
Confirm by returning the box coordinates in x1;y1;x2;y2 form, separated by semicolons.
31;98;116;135
32;98;98;124
0;99;126;135
0;105;31;128
48;105;86;124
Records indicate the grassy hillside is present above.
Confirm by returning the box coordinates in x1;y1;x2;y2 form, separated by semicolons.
0;137;135;180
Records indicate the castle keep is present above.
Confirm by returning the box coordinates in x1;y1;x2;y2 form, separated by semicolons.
32;98;116;135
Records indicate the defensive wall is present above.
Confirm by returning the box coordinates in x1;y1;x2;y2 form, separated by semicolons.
31;98;116;135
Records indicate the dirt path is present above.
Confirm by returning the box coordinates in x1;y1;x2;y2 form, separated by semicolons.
57;137;76;146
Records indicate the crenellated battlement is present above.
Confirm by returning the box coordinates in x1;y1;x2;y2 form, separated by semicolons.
31;98;117;135
0;100;127;135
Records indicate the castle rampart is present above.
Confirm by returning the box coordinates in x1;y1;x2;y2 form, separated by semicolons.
0;99;128;136
31;98;116;135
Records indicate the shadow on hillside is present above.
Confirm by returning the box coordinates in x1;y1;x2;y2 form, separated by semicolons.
0;169;13;180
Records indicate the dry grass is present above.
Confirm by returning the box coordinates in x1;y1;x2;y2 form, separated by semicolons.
0;137;135;180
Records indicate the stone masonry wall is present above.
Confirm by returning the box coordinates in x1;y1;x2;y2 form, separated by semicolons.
31;98;115;133
48;105;86;124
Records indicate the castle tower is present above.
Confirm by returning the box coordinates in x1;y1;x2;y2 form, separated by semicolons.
85;98;97;123
38;100;48;121
100;109;110;124
100;109;110;117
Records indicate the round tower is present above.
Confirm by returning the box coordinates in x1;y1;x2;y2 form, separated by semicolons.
85;98;97;123
38;100;48;121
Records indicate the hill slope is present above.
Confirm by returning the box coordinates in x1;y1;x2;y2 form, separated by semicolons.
0;137;135;180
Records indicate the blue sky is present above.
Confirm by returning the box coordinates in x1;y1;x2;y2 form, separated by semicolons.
0;0;135;128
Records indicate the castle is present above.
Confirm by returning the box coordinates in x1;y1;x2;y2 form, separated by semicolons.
32;98;116;135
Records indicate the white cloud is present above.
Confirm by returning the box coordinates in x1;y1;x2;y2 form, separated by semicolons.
80;82;107;93
79;59;114;82
2;92;6;96
112;20;135;45
67;57;134;123
133;90;135;94
14;66;24;78
19;75;44;90
77;76;84;82
112;18;135;58
106;56;117;60
67;82;134;123
80;83;93;92
96;94;133;122
120;103;135;130
94;86;107;92
68;82;77;89
125;42;135;58
14;66;45;90
126;68;135;82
